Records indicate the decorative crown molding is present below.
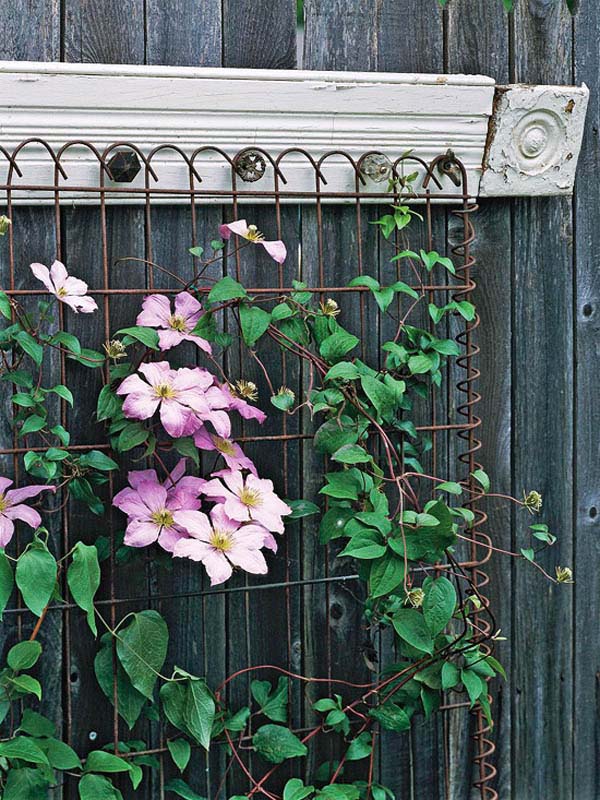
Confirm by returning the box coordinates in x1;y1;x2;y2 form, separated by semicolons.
0;61;588;204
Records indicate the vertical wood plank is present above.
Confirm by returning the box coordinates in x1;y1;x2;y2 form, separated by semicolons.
512;3;574;798
573;5;600;798
446;4;511;799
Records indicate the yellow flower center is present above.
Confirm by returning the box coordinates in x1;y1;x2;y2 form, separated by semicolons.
210;529;232;552
239;487;261;508
56;287;68;298
245;225;265;243
150;509;174;527
168;314;187;332
154;383;176;400
0;495;7;513
212;435;235;456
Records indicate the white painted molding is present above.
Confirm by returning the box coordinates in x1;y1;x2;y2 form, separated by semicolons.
0;61;588;204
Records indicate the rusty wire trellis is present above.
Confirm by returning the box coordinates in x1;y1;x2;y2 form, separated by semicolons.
0;141;496;800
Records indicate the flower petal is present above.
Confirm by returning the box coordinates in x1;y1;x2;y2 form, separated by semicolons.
136;294;172;327
172;509;212;539
30;262;55;294
62;275;90;296
122;392;160;421
261;240;287;264
61;294;98;314
124;520;159;547
160;400;199;438
174;291;202;322
227;544;267;575
138;361;173;387
49;260;69;289
157;329;185;351
219;219;248;240
0;515;15;547
5;484;55;505
3;503;42;529
173;537;213;562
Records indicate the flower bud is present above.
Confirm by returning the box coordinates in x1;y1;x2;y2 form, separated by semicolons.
406;588;425;608
103;339;127;360
555;566;574;584
320;298;340;317
523;490;542;514
0;216;11;236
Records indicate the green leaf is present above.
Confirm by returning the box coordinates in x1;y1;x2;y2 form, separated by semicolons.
319;506;353;544
79;450;119;471
0;736;49;765
436;481;463;495
319;471;362;501
183;678;215;750
332;444;371;464
49;384;74;405
5;675;42;700
164;778;206;800
422;576;456;636
271;389;295;412
520;547;535;562
251;676;288;723
19;415;46;437
239;304;271;347
318;786;360;800
95;633;146;729
0;290;12;319
284;778;315;800
15;331;43;366
50;330;81;354
189;245;204;257
167;738;191;773
4;767;50;800
7;640;42;671
18;709;55;738
360;375;396;419
286;499;320;519
12;393;36;408
392;609;434;654
408;353;434;375
0;549;14;620
314;418;359;455
461;669;484;707
319;331;359;363
390;280;419;300
85;750;131;774
68;542;101;635
207;276;247;303
117;422;149;452
16;542;57;617
369;554;405;598
339;530;386;560
78;774;124;800
97;385;121;421
43;737;81;769
253;724;308;764
471;469;490;493
68;347;106;368
345;731;372;760
271;302;293;321
324;362;360;382
115;326;160;350
160;679;187;730
369;702;411;732
116;610;169;699
441;662;461;690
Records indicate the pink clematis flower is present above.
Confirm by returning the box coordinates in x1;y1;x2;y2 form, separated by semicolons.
221;382;266;424
173;503;269;585
0;478;55;547
136;292;211;354
30;260;98;313
219;220;287;265
113;461;203;552
117;362;231;439
201;470;291;534
194;427;256;474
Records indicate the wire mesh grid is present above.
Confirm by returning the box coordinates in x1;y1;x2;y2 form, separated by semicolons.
0;142;496;799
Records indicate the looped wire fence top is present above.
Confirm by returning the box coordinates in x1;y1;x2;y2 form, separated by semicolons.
0;142;496;799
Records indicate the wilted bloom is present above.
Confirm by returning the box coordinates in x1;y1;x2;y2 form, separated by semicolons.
202;470;291;534
221;382;266;423
117;362;231;439
0;216;11;236
523;490;542;514
30;260;98;314
320;299;340;317
555;566;574;584
173;503;269;585
231;380;258;402
136;292;211;354
194;427;256;473
406;588;425;608
113;460;204;552
0;478;55;547
219;220;287;265
103;339;127;361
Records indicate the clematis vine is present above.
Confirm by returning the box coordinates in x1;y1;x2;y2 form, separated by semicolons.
0;479;55;547
172;503;270;585
220;220;287;265
30;260;98;313
117;362;231;439
112;459;204;552
136;291;212;353
202;470;291;534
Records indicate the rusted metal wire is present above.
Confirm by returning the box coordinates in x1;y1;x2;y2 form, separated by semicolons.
0;140;496;799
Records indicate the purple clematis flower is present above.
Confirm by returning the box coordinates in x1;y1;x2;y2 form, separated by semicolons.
136;292;212;354
0;478;55;547
117;362;231;439
112;459;204;552
172;503;269;585
219;220;287;265
201;470;291;534
194;427;256;474
221;382;266;424
30;260;98;313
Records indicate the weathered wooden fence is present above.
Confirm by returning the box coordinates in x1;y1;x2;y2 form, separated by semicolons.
0;1;598;799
